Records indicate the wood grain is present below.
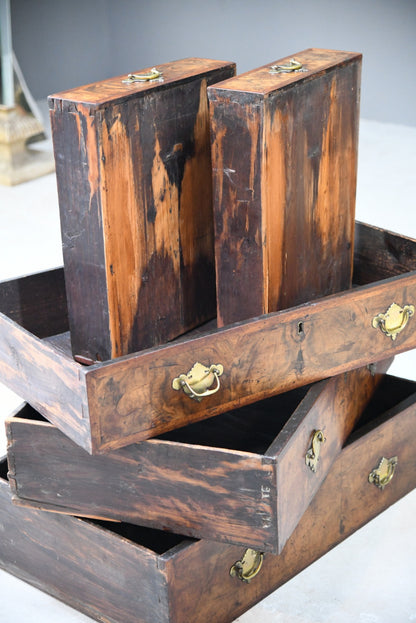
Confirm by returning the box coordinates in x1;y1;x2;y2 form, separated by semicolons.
7;362;390;553
0;313;90;450
87;269;416;451
272;359;392;549
0;268;67;337
167;385;416;623
0;472;171;623
50;58;236;361
208;48;361;326
1;372;410;623
354;221;416;283
51;58;236;108
1;223;416;453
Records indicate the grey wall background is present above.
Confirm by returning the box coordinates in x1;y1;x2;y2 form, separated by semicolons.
9;0;416;126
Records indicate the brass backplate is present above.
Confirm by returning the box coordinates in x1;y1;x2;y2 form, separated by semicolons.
230;548;264;583
372;302;414;340
172;362;224;401
368;456;398;490
305;430;325;473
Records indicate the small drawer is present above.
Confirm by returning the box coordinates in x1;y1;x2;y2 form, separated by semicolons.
1;373;415;623
50;58;236;361
7;362;389;554
1;222;416;453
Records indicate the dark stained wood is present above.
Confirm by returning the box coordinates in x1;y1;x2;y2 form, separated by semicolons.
50;58;236;361
0;469;172;623
354;221;416;284
0;312;91;451
0;268;67;338
167;388;416;623
6;362;391;553
87;270;416;451
208;49;362;327
272;360;392;548
1;224;416;453
2;378;415;623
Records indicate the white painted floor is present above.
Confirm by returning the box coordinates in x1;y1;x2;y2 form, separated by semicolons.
0;118;415;622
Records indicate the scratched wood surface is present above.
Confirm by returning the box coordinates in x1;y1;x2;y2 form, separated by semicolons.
0;268;68;338
2;377;416;623
0;459;173;623
272;359;392;549
208;49;362;327
49;58;235;361
87;269;416;452
167;383;416;623
7;362;390;553
354;221;416;284
1;223;416;453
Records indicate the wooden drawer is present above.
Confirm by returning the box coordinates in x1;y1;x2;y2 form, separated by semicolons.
0;222;416;453
208;48;361;326
6;362;389;555
1;374;415;623
50;58;236;361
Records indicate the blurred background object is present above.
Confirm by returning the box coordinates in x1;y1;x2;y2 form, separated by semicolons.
0;0;54;185
8;0;416;126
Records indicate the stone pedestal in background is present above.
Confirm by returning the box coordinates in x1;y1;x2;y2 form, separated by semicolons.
0;106;54;185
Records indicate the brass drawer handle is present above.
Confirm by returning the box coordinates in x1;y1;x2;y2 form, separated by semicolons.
172;363;224;402
269;58;307;74
305;429;326;473
230;548;264;583
122;67;163;83
368;456;398;490
372;302;414;340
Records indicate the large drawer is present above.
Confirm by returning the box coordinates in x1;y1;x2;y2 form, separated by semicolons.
6;362;389;554
1;373;415;623
1;222;416;453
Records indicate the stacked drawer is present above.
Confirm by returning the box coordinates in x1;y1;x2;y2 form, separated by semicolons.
0;50;415;622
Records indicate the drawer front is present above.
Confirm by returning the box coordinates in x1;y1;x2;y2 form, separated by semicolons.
338;402;416;534
3;364;394;555
88;270;416;451
273;361;390;550
1;223;416;453
7;409;276;551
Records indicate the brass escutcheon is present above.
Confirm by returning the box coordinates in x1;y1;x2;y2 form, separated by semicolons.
172;362;224;402
269;58;307;74
122;67;163;83
305;430;326;473
368;456;398;490
372;302;414;340
230;548;264;583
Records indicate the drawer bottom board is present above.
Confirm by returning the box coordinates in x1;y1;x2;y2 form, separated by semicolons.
1;378;415;623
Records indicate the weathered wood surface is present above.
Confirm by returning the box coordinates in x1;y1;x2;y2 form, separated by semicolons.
272;359;392;549
2;377;415;623
7;363;390;553
354;220;416;283
0;313;91;450
50;58;236;361
167;384;416;623
1;223;416;452
0;460;173;623
88;269;416;451
0;268;67;337
208;49;361;327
